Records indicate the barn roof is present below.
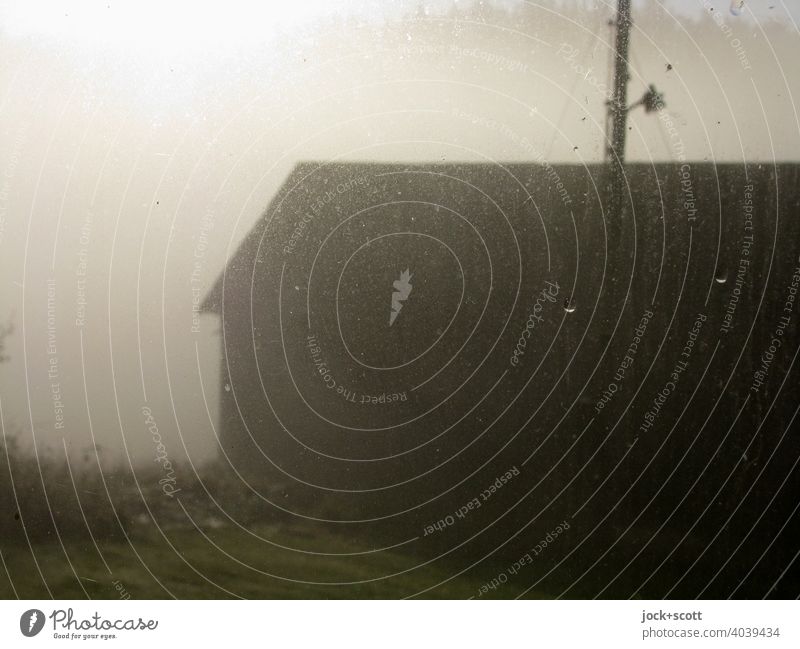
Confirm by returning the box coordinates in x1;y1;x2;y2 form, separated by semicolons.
200;159;773;316
199;159;582;314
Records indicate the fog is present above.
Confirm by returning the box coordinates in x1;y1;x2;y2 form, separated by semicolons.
1;0;798;466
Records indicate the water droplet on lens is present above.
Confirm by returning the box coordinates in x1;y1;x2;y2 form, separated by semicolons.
564;297;577;313
715;269;727;284
730;0;744;16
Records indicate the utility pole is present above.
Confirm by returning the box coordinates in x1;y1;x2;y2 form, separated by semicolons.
607;0;633;236
606;0;664;236
608;0;633;167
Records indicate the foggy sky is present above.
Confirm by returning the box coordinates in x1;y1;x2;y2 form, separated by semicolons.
0;0;798;465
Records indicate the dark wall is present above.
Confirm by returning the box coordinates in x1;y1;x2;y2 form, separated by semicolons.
210;161;800;596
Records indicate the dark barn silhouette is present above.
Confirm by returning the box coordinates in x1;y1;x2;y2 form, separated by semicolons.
202;161;800;597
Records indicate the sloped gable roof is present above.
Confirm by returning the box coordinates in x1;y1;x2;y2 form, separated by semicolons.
200;159;569;313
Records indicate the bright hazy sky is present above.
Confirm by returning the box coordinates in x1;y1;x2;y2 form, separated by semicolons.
0;0;798;463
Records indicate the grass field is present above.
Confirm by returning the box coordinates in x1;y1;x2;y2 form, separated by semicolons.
0;523;499;599
0;439;511;599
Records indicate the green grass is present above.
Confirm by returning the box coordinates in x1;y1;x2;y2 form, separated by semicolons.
0;439;512;599
0;523;494;599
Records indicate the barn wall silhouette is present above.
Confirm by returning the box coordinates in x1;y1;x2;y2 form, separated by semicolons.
201;161;800;596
